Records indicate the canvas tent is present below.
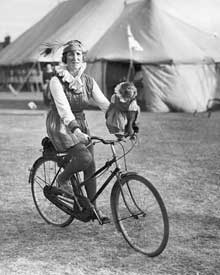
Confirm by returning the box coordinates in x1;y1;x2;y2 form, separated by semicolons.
0;0;125;91
0;0;90;65
0;0;90;91
0;0;220;112
0;0;125;64
156;0;220;37
87;0;220;112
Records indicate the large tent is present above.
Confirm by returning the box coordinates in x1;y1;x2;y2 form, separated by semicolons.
0;0;125;92
0;0;90;65
87;0;220;112
0;0;220;112
0;0;125;64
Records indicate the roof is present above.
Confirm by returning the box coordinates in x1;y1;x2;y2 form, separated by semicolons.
0;0;124;65
88;0;220;64
1;0;220;65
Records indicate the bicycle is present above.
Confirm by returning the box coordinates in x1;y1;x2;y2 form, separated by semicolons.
29;135;169;257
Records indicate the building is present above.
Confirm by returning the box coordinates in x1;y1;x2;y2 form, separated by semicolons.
0;36;11;51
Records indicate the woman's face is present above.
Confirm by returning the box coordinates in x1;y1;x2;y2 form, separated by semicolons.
66;50;83;71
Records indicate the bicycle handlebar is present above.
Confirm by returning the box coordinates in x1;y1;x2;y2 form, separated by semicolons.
90;136;116;145
90;134;137;145
87;134;138;165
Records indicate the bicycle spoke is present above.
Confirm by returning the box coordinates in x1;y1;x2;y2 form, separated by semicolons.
34;175;48;188
31;158;74;227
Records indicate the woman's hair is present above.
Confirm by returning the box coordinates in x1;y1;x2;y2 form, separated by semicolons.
62;40;87;64
62;53;68;64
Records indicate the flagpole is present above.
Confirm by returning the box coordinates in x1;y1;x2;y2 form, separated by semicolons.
127;45;134;81
126;24;143;81
126;25;134;81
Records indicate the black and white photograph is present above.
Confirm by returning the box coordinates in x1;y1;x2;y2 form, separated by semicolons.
0;0;219;274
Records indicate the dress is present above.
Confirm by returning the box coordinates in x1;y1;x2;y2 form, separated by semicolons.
46;66;109;152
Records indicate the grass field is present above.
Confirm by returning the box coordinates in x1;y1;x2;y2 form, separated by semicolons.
0;92;46;111
0;102;219;274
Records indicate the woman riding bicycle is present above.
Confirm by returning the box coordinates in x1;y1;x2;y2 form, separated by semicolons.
41;39;110;223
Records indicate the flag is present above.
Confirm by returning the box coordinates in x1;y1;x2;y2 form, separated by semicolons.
127;25;143;52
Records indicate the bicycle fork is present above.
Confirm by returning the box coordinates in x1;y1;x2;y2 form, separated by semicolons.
118;175;146;220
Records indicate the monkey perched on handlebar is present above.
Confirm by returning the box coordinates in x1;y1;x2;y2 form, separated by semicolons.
106;81;140;138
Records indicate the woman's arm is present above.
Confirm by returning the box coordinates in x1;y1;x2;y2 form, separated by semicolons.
91;79;110;112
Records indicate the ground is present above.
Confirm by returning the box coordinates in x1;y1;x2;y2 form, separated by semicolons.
0;92;219;275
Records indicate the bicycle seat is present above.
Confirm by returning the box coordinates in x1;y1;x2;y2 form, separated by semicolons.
41;137;57;157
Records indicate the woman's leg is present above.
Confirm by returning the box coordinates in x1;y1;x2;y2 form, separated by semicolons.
84;143;110;223
57;143;92;183
58;141;110;223
83;143;96;205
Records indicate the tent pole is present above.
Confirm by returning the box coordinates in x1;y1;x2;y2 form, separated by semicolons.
126;45;134;81
102;61;107;97
17;62;37;92
126;24;134;81
36;61;42;92
127;58;134;81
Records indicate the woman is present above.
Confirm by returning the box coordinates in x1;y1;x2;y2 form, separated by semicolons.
43;40;110;223
42;63;54;106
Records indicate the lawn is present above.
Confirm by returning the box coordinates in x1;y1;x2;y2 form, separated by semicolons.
0;107;219;275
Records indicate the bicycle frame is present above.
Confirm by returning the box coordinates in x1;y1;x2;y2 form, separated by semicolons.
45;136;136;207
77;141;123;204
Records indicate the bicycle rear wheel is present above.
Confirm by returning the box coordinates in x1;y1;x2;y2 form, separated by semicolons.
111;174;169;257
30;157;74;227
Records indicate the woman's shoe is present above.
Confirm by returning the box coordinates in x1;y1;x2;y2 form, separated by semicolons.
57;177;72;194
91;209;111;224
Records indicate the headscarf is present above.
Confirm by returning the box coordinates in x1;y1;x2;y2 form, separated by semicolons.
40;40;87;56
63;40;86;54
40;40;87;93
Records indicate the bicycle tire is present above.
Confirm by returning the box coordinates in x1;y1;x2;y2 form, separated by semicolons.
110;174;169;257
30;156;74;227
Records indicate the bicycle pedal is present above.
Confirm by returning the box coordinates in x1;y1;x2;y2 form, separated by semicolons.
91;209;111;225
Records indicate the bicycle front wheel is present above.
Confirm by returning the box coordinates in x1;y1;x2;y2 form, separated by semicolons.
30;157;74;227
111;174;169;257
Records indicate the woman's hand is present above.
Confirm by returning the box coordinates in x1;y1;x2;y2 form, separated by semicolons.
74;128;90;144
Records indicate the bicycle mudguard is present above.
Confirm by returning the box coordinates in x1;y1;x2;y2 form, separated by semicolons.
120;172;137;178
116;172;137;182
113;171;138;187
28;157;43;184
28;156;63;184
111;172;138;197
